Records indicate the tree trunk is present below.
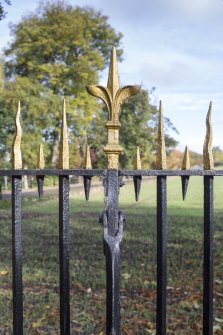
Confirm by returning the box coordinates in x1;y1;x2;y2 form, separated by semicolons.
51;129;60;167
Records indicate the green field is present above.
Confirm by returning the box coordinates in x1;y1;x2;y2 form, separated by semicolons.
0;176;223;334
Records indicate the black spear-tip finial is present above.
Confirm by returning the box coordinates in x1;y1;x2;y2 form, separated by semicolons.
83;145;92;201
181;145;190;201
37;144;45;199
133;146;142;201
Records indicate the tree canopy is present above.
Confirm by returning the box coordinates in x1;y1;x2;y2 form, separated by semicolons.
5;1;123;95
3;1;123;166
0;1;178;172
0;0;10;20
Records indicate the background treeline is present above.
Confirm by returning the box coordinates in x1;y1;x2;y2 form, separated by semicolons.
1;0;210;175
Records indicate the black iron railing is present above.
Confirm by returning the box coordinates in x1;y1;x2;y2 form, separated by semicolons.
0;168;217;334
1;46;218;335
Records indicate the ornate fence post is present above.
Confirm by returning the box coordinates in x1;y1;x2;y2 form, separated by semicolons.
87;47;140;334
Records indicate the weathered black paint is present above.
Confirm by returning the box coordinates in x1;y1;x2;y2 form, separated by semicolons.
37;175;44;198
59;175;70;335
0;168;223;177
133;175;142;201
83;176;92;201
156;176;167;335
12;176;23;335
104;169;120;237
101;169;124;334
181;176;190;201
101;210;124;335
203;176;214;335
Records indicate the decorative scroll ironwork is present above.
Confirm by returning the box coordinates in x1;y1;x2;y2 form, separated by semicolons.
86;47;141;169
156;101;166;170
203;102;214;170
58;99;69;169
12;101;22;169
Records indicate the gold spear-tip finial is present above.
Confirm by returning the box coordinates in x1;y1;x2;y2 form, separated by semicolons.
181;146;190;170
12;101;22;169
156;100;166;169
83;145;92;169
86;47;141;169
203;101;214;170
133;146;142;170
107;46;120;99
58;99;69;169
37;144;45;169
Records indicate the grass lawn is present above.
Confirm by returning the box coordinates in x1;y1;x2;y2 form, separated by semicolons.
0;175;223;334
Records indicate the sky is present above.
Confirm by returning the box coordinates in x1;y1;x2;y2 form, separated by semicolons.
1;0;223;153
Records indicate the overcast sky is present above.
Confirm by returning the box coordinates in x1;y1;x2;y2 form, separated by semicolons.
1;0;223;153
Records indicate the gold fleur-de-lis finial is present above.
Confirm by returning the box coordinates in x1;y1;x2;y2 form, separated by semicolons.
181;146;190;170
58;99;69;169
83;145;92;169
86;47;141;169
37;144;45;169
12;101;22;169
133;146;142;170
203;102;214;170
156;101;166;169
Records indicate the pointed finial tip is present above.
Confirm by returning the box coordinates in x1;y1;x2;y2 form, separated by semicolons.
182;145;190;170
133;146;141;170
159;100;163;113
37;143;45;169
84;144;92;169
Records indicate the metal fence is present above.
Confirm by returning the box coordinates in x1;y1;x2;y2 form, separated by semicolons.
0;47;218;335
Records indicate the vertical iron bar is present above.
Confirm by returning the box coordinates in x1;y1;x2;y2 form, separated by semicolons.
105;169;119;237
12;176;23;335
59;175;70;335
203;176;214;335
156;176;167;335
104;228;122;335
103;169;122;334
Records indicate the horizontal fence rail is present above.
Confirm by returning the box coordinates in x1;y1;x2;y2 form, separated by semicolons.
0;168;223;176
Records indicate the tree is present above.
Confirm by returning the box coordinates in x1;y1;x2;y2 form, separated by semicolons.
213;146;223;166
3;1;123;166
88;89;178;169
0;0;10;20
